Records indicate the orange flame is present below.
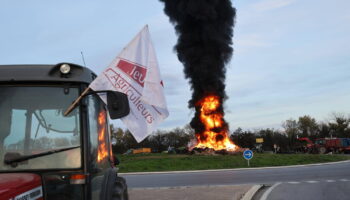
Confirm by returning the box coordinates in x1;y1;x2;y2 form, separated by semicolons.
97;111;108;162
194;95;238;151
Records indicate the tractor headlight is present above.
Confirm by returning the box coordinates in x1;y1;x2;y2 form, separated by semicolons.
60;64;71;74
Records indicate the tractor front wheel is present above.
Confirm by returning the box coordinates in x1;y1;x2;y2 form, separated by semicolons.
112;176;129;200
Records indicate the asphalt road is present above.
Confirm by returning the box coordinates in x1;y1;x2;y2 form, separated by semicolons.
121;161;350;188
261;181;350;200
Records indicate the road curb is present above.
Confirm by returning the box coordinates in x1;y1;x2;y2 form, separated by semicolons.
119;159;350;175
260;182;281;200
241;184;263;200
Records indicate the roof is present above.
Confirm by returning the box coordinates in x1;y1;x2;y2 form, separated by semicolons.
0;63;96;84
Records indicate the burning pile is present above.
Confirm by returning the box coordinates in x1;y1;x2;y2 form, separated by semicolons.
160;0;239;152
193;95;237;151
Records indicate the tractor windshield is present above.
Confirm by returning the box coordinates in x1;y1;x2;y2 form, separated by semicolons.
0;86;81;171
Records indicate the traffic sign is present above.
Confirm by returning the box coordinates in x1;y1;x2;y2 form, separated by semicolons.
243;150;253;167
256;138;264;143
243;149;253;160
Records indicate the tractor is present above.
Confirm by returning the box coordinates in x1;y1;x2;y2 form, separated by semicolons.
297;137;350;154
0;63;129;199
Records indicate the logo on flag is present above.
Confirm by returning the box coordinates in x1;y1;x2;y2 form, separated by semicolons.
116;60;146;87
89;25;169;142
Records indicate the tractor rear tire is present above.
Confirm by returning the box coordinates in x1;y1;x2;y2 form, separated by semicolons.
112;176;129;200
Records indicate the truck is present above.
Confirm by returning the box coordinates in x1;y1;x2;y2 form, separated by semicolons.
0;63;130;199
297;137;350;154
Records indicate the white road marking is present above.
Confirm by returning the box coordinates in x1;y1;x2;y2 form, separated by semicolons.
339;179;349;182
326;180;336;183
305;180;319;183
287;182;300;184
260;182;282;200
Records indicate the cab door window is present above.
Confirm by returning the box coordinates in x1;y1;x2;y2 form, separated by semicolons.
87;95;111;199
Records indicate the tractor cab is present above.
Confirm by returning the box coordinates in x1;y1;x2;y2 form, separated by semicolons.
0;63;129;200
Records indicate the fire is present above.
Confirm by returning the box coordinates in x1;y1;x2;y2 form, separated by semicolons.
194;95;238;151
97;111;108;162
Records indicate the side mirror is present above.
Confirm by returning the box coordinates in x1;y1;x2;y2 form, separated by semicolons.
64;89;130;118
106;91;130;119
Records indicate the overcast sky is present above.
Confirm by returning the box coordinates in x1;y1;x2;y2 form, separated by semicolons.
1;0;349;132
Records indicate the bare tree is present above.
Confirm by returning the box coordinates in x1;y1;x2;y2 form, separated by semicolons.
282;119;299;139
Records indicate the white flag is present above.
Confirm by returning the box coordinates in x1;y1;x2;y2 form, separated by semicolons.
89;25;169;142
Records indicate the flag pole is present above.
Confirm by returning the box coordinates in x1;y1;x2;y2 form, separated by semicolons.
64;87;90;116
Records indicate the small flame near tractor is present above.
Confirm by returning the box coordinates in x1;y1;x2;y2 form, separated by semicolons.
97;111;108;162
189;95;239;153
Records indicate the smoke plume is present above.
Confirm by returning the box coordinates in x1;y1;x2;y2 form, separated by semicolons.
160;0;236;142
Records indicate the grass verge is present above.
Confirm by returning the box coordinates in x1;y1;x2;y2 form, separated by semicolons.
117;153;350;173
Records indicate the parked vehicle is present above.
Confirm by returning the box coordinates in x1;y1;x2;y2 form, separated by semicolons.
313;138;350;154
297;137;350;154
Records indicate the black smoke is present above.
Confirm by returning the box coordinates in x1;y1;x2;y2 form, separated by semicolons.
160;0;236;141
